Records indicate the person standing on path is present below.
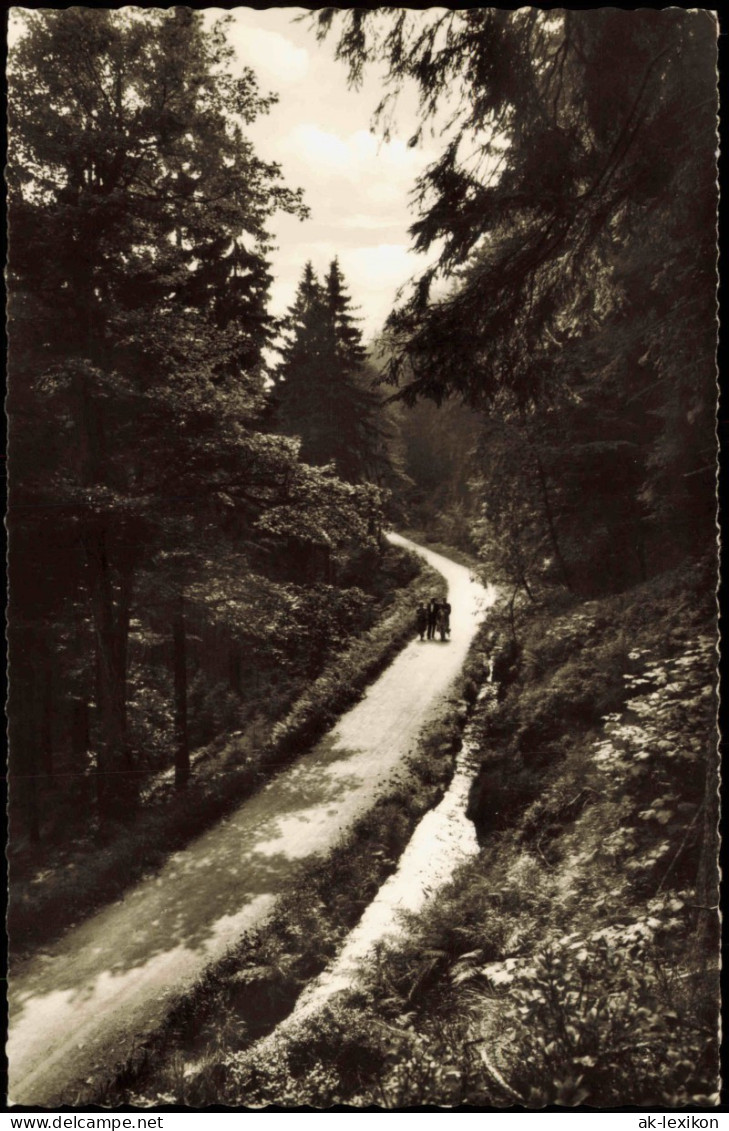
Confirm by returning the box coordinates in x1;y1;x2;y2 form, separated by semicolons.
426;596;439;640
415;602;428;641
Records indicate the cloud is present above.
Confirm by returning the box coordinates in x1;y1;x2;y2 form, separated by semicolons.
264;241;412;336
287;124;352;171
340;244;416;291
282;124;431;186
265;230;444;339
271;123;433;260
334;214;404;233
270;240;414;294
228;44;440;340
226;24;309;86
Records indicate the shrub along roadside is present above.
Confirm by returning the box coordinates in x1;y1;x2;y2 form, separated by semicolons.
83;624;492;1107
400;528;483;574
219;555;719;1109
9;551;446;959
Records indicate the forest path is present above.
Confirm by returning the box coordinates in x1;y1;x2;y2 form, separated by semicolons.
8;534;493;1107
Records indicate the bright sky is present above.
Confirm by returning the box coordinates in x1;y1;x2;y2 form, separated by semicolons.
209;8;443;342
7;6;443;343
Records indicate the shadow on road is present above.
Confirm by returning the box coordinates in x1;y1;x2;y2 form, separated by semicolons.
11;737;365;1015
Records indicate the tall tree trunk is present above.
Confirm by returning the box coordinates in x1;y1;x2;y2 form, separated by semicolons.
523;424;574;593
40;644;54;778
23;666;41;844
75;369;105;486
229;645;242;694
94;633;103;813
9;622;41;843
695;740;720;952
72;696;90;770
27;756;41;845
634;522;648;583
325;544;335;584
173;594;190;790
84;526;135;819
507;585;519;644
519;571;535;602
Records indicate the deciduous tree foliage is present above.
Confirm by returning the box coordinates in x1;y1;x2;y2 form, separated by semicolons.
7;8;385;830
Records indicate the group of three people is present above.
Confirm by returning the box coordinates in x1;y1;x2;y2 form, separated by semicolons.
415;596;451;641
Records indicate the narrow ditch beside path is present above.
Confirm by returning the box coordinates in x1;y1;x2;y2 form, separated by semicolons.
287;683;497;1022
231;681;500;1076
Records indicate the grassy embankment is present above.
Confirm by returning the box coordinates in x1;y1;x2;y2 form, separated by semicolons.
216;554;719;1109
87;614;493;1106
9;546;445;959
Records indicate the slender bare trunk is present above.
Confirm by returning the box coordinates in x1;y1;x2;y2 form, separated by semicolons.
507;584;519;644
635;523;648;582
520;572;535;601
173;594;190;790
84;527;135;819
522;420;574;592
40;645;54;778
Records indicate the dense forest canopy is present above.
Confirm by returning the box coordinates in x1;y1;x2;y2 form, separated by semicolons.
317;8;717;591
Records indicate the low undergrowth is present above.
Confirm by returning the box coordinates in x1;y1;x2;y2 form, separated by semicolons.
10;550;445;959
220;555;719;1109
88;632;489;1107
400;528;482;574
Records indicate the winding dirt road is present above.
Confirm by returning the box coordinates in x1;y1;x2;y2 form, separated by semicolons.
8;534;494;1107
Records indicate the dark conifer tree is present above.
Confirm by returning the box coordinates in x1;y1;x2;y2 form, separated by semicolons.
324;257;368;369
273;258;388;485
271;262;329;452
